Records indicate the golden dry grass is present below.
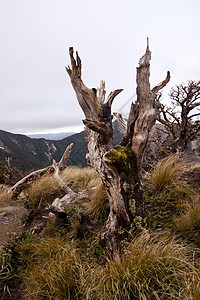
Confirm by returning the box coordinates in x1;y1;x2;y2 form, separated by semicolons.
24;233;200;300
174;195;200;236
25;167;100;209
25;240;85;300
26;174;63;209
148;154;188;193
87;233;200;300
0;185;13;209
60;166;101;192
86;183;109;219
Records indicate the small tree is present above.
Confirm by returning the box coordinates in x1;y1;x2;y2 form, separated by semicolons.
157;81;200;153
66;40;170;252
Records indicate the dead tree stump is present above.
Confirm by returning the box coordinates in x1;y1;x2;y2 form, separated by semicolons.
66;39;170;252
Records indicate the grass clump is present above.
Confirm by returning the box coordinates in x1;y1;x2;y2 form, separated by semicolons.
0;185;13;210
2;231;200;300
1;156;200;299
174;195;200;245
33;237;66;260
86;183;109;220
148;154;188;194
25;174;64;209
0;231;39;297
87;233;200;300
25;240;86;300
145;154;196;231
61;166;100;193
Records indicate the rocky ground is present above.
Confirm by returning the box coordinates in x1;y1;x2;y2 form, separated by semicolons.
0;202;27;248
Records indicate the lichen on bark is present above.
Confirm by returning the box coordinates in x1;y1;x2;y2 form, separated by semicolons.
106;145;141;221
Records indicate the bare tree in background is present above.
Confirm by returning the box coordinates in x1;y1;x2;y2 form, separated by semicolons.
156;81;200;154
66;40;170;252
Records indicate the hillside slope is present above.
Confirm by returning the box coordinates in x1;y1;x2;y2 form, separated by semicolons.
0;129;87;172
0;122;123;172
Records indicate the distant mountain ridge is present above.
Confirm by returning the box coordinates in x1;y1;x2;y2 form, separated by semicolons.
0;122;123;172
0;124;199;174
0;129;86;172
27;132;75;140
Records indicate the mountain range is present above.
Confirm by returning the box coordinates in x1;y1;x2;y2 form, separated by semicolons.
0;122;122;173
27;132;76;140
0;123;199;174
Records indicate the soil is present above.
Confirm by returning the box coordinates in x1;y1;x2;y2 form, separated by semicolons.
0;201;28;248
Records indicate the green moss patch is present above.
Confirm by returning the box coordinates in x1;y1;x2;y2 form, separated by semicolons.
106;145;138;175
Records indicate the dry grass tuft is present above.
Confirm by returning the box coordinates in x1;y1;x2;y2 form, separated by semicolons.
188;162;200;172
25;167;100;210
61;166;101;192
86;183;109;219
25;175;64;209
0;185;13;209
148;154;188;193
25;240;86;300
174;195;200;244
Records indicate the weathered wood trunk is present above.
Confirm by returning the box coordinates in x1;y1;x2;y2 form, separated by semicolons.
66;40;170;251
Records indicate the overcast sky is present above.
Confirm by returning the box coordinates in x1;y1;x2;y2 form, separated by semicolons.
0;0;200;134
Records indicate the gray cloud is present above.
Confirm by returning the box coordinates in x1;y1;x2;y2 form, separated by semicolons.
0;0;200;134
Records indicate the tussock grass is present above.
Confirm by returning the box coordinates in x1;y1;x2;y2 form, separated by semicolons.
0;185;13;209
87;233;200;300
25;167;100;210
148;154;189;194
188;162;200;172
174;196;200;245
61;166;101;192
1;158;200;299
33;237;66;260
86;183;109;219
26;175;63;209
145;154;197;230
175;199;200;232
0;231;39;296
25;241;86;300
2;222;200;299
23;234;200;300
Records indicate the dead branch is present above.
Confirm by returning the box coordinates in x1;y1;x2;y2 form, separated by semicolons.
113;112;127;132
9;143;73;198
